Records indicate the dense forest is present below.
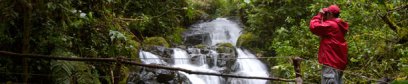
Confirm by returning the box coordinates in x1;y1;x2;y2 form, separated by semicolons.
0;0;407;84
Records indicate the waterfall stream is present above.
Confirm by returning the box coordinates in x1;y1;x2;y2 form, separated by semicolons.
136;18;269;84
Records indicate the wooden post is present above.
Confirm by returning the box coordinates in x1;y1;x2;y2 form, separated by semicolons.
292;57;303;84
17;0;33;83
113;56;124;84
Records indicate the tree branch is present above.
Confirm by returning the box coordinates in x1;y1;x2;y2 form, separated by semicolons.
380;15;399;32
380;4;406;33
386;4;408;14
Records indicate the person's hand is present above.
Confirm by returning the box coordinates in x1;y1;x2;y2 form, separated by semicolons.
319;9;325;22
319;9;325;14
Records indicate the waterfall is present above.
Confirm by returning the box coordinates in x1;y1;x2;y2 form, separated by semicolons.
172;48;222;84
185;18;242;46
172;48;190;64
229;48;269;84
139;51;166;64
136;18;269;84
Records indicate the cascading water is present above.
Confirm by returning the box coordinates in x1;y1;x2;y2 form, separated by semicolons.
185;18;242;46
136;18;269;84
139;51;166;64
172;48;190;64
172;48;222;84
229;48;269;84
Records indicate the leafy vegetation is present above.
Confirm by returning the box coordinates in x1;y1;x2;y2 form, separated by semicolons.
238;0;408;83
0;0;407;83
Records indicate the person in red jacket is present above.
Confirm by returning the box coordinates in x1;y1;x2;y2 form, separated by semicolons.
309;5;349;84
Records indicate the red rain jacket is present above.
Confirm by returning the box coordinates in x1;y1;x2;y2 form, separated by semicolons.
309;13;349;70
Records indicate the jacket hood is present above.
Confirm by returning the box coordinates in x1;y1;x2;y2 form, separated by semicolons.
334;18;349;32
323;5;340;15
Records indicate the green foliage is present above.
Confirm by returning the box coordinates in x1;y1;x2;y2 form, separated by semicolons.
186;0;247;19
119;66;130;84
241;0;408;83
185;0;211;22
0;0;407;83
271;20;319;57
165;27;186;45
122;0;188;37
0;0;145;83
392;80;408;84
50;50;100;84
51;61;101;84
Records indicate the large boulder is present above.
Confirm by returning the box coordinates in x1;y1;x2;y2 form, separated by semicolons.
214;43;237;73
143;37;170;48
187;47;211;66
127;65;191;84
143;46;173;64
142;37;173;63
236;32;258;49
183;33;211;46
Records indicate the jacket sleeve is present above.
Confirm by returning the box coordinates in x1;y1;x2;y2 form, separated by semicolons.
309;13;335;37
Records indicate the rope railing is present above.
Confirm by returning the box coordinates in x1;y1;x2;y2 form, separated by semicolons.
128;56;298;60
302;60;385;83
0;51;296;82
0;51;385;83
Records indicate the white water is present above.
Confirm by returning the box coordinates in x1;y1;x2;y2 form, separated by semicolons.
173;64;222;84
172;48;190;64
189;18;242;46
229;48;269;84
138;18;269;84
172;48;222;84
139;51;166;64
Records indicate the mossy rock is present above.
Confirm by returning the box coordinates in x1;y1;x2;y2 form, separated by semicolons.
194;44;207;49
237;32;258;48
215;43;234;53
143;37;170;48
216;43;234;48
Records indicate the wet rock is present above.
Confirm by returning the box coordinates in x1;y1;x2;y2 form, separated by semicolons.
214;43;237;73
190;54;206;66
200;48;210;54
143;46;174;64
216;53;232;67
175;73;193;84
183;33;211;46
186;47;213;66
156;70;176;83
127;66;188;84
206;53;216;68
126;72;141;84
142;37;173;63
186;48;199;54
175;45;187;50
